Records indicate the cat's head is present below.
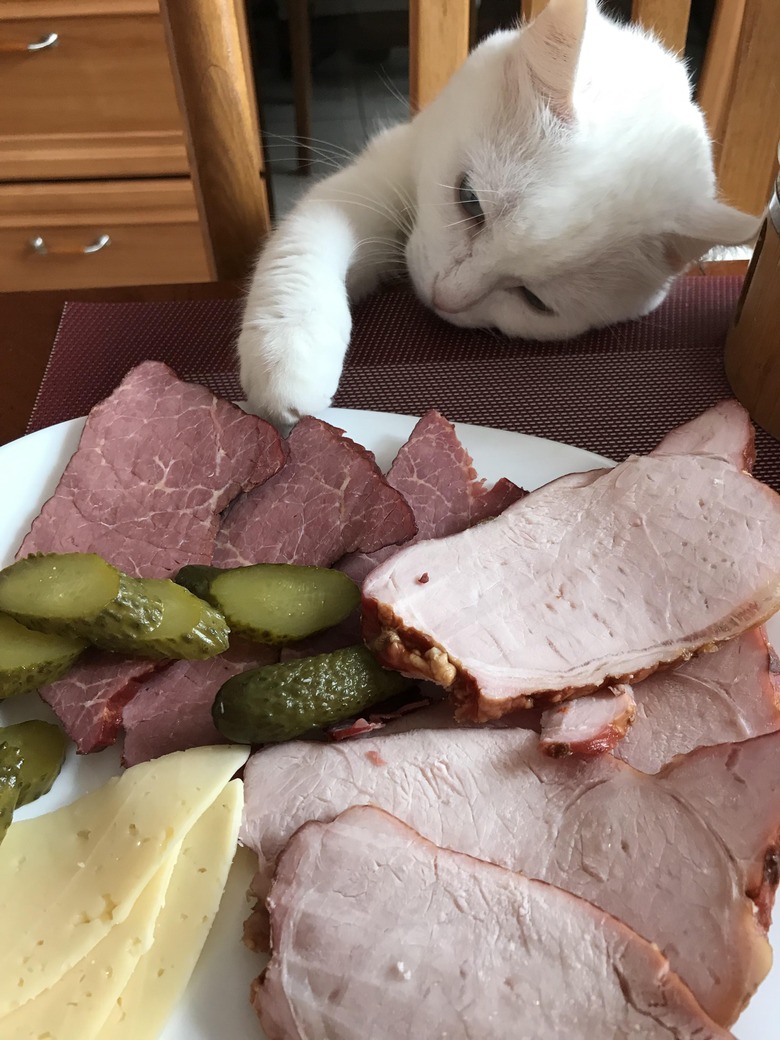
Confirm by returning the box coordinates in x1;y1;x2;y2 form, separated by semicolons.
405;0;761;340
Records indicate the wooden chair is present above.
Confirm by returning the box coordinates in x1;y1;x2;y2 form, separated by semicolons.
159;0;272;281
411;0;779;218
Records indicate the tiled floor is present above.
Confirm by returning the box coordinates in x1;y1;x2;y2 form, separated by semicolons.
258;46;409;219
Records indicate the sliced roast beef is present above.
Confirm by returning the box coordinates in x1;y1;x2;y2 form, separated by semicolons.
651;399;755;471
21;362;284;753
615;627;780;773
255;806;733;1040
213;417;416;569
121;639;277;766
18;361;284;577
339;409;523;585
241;725;780;1024
39;652;164;754
539;684;636;757
362;451;780;721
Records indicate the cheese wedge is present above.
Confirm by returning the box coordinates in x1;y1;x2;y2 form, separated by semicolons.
102;778;243;1038
0;744;249;1015
0;855;180;1040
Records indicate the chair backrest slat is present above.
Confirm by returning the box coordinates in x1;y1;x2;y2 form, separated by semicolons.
700;0;780;214
631;0;692;55
160;0;271;281
409;0;471;112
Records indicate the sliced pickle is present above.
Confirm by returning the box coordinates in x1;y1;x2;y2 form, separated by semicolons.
0;553;163;647
125;579;229;659
0;613;85;698
0;720;68;806
176;562;360;644
0;746;22;847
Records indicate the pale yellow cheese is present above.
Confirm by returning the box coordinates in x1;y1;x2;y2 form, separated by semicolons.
102;778;244;1039
0;855;180;1040
0;744;249;1016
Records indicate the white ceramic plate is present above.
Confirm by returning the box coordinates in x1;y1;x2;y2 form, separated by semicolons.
0;407;775;1039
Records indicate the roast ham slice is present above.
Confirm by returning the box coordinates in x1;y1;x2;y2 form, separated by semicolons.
652;399;755;471
362;451;780;721
241;726;780;1024
539;683;636;756
254;806;733;1040
615;627;780;773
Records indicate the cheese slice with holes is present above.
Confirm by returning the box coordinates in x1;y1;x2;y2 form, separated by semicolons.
0;744;249;1016
0;855;179;1040
102;778;243;1038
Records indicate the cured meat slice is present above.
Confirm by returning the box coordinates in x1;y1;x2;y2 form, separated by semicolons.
18;360;284;578
241;726;780;1024
339;409;523;585
121;639;278;766
539;684;636;757
652;399;755;471
615;627;780;773
21;362;284;753
213;417;416;569
39;652;164;754
362;451;780;721
255;806;733;1040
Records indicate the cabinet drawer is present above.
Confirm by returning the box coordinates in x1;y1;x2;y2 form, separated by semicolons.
0;8;188;180
0;180;212;290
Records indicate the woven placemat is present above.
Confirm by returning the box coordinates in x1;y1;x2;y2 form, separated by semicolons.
27;276;777;488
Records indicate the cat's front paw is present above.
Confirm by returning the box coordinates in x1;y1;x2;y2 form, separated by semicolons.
238;310;350;428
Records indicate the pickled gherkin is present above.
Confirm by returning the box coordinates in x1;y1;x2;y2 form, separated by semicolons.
127;578;229;659
212;645;414;744
173;565;224;602
0;613;86;698
0;553;163;647
0;554;229;660
0;720;68;806
175;562;360;644
0;746;22;847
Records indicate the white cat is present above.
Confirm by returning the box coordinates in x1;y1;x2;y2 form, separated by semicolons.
238;0;761;427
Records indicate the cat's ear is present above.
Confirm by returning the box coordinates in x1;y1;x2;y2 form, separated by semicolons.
664;200;764;269
516;0;588;120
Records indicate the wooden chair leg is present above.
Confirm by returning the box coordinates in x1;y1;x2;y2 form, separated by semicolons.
288;0;313;173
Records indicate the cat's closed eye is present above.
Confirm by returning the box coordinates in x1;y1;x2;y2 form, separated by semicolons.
457;175;484;224
511;285;556;316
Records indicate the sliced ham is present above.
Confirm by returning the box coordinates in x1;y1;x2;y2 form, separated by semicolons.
213;417;416;569
241;725;780;1024
539;683;636;757
362;451;780;721
652;399;755;471
18;360;284;577
615;627;780;773
255;806;733;1040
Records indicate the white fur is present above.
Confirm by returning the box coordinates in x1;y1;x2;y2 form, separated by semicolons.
239;0;761;426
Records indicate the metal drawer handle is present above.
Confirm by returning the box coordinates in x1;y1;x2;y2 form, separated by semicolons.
30;234;112;256
27;32;59;52
0;32;60;54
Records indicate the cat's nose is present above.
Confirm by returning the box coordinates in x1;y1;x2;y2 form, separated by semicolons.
432;288;468;314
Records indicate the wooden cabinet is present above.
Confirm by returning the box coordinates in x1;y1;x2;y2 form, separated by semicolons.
0;180;210;290
0;0;213;289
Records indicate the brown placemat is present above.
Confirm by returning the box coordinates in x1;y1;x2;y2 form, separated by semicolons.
27;277;778;488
